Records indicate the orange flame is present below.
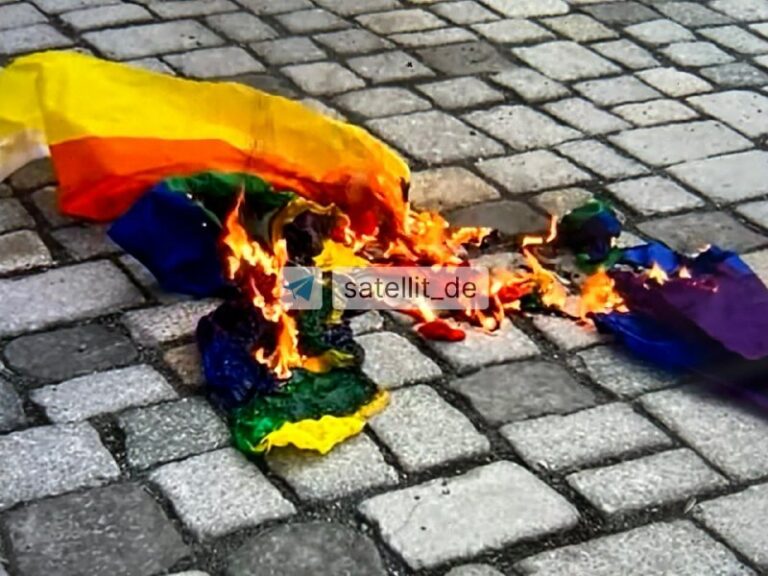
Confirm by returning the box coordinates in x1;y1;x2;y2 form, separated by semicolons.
579;269;626;320
647;262;668;285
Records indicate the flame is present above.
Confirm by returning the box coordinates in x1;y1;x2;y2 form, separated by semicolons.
647;262;668;284
679;266;692;279
222;194;303;380
579;269;626;320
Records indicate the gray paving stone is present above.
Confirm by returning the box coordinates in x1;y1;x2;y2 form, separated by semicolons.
701;25;768;54
513;41;620;82
445;566;504;576
277;8;347;33
0;230;52;274
515;521;754;575
360;461;580;569
357;8;444;34
368;111;503;164
0;261;143;337
349;311;384;335
569;448;727;516
612;99;697;126
490;68;569;103
357;332;441;389
533;187;595;219
694;483;768;571
711;0;768;21
657;2;731;27
607;176;704;215
425;319;539;373
642;386;768;482
314;28;392;54
238;0;311;14
61;3;152;30
30;186;74;227
542;14;617;42
472;18;554;44
639;211;766;253
282;61;365;94
334;87;429;118
119;397;229;470
736;200;768;230
84;20;223;60
689;90;768;137
252;37;325;65
592;39;659;69
0;24;72;54
668;150;768;203
226;522;387;576
544;98;630;135
451;360;596;425
267;433;397;500
701;63;768;87
31;364;177;423
575;76;661;106
369;384;489;472
610;120;751;166
150;0;237;18
465;106;580;151
448;200;549;236
626;18;695;44
163;343;205;388
51;224;120;260
415;41;513;75
433;1;497;25
582;1;660;24
481;0;568;18
165;47;264;78
205;12;275;42
742;249;768;284
123;299;220;345
315;0;398;15
477;150;590;194
637;67;713;96
504;403;671;473
118;253;189;305
0;377;26;433
6;484;189;576
532;313;607;349
151;448;295;539
409;167;499;211
3;483;188;576
0;422;119;510
4;324;138;382
390;27;477;48
575;345;677;398
662;41;734;66
0;3;46;30
417;76;503;109
557;140;648;179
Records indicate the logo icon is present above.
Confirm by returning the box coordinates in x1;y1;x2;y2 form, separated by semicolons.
282;267;323;309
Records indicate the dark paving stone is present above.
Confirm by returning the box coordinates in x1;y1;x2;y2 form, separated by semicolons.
0;377;26;433
8;158;56;191
450;361;597;425
447;200;549;237
700;63;768;87
583;2;660;24
639;211;767;253
226;522;387;576
415;41;513;75
4;324;138;383
3;483;188;576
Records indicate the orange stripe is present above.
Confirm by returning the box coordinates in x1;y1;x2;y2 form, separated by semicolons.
50;137;407;231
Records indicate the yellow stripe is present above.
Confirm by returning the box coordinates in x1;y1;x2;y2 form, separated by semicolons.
0;51;408;188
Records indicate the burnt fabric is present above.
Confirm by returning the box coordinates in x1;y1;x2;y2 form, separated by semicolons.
558;199;622;266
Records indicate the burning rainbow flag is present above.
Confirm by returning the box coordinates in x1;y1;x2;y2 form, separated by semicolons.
1;51;766;458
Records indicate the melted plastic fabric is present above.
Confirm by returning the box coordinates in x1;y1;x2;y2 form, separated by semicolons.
558;199;622;266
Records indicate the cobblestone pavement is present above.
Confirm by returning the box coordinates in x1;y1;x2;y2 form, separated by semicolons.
2;1;768;575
